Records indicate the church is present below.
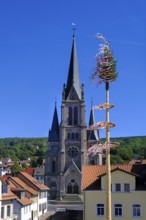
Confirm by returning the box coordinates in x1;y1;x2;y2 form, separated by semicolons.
45;34;102;200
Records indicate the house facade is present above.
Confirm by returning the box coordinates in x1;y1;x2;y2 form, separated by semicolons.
1;177;17;220
82;164;146;220
8;176;39;220
17;172;49;218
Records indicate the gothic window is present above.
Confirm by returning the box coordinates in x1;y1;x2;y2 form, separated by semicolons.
71;133;75;140
67;181;79;194
51;181;56;187
67;133;71;139
68;146;78;158
67;183;72;194
75;132;79;140
52;157;56;173
74;106;78;125
69;107;72;125
73;183;79;194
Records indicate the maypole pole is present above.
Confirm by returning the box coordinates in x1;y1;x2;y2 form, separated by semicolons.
105;81;111;220
87;33;118;220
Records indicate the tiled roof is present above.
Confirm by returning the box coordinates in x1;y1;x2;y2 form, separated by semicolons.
2;184;17;201
129;159;146;165
17;197;33;206
18;172;49;191
8;177;38;196
82;164;146;190
23;167;34;176
1;174;11;182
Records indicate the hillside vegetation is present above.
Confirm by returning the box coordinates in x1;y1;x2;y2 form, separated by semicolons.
0;136;146;165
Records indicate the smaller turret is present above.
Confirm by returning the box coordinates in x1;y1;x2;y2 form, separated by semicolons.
48;103;59;142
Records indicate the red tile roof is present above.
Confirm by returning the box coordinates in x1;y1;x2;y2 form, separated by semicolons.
2;183;17;201
18;172;49;191
17;197;33;206
8;177;38;196
23;168;34;176
82;164;146;190
129;159;146;165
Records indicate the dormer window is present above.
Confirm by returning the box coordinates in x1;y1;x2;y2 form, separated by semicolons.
2;182;8;194
21;191;25;199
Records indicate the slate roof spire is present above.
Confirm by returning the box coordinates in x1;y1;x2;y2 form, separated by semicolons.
48;102;59;142
88;103;99;141
65;34;81;99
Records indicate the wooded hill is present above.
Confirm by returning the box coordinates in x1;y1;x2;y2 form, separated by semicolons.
0;136;146;165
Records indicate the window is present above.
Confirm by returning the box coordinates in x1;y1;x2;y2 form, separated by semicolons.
72;133;75;139
2;182;8;194
97;204;104;216
114;204;122;216
39;204;41;211
51;181;56;187
67;133;71;139
21;191;25;199
68;146;78;158
69;107;72;125
1;207;4;218
75;133;79;140
52;157;56;173
133;204;141;217
74;107;78;125
124;183;130;192
7;205;10;217
115;183;121;192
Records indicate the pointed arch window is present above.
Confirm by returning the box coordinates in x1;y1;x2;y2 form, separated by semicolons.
72;133;75;140
74;106;78;125
67;133;71;139
52;157;56;173
69;107;72;125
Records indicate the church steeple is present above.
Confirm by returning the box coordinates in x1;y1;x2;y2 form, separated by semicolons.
65;34;81;100
88;108;99;141
48;103;59;142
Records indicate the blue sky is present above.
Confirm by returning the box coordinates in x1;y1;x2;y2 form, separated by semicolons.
0;0;146;138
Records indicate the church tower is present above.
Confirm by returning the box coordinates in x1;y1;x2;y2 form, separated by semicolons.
45;34;87;199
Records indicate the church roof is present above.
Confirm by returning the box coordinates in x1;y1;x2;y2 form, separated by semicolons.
87;108;99;141
65;34;81;99
49;103;59;142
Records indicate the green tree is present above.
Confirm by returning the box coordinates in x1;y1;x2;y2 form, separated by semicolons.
11;162;22;176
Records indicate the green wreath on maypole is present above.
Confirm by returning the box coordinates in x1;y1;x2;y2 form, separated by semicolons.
91;33;118;84
87;33;119;156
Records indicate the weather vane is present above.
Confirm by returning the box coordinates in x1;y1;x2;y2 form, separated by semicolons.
72;23;76;35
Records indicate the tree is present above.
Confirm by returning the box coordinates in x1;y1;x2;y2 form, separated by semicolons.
11;162;22;176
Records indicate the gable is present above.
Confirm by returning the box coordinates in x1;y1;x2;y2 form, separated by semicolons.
66;86;80;100
64;160;81;177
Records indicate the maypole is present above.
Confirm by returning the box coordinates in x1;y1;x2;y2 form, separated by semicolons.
87;34;119;220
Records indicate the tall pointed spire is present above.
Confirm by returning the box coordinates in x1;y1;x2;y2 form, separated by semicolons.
65;34;81;99
48;103;59;142
88;106;99;141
